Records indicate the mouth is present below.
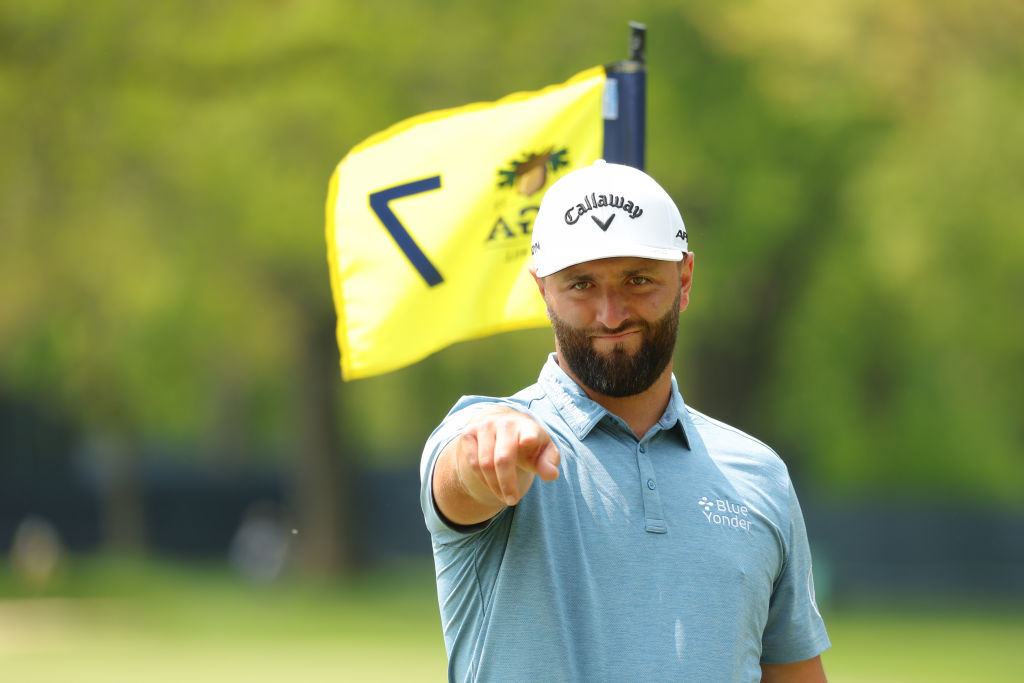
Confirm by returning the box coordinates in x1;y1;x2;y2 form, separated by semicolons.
592;329;641;345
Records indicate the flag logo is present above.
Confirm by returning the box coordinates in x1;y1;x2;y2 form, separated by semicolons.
497;148;570;196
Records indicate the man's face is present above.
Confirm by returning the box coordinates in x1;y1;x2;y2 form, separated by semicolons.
539;257;689;398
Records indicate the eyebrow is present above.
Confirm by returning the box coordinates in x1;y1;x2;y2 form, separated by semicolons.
560;266;654;281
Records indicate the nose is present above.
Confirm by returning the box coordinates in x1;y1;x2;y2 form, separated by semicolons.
595;290;631;330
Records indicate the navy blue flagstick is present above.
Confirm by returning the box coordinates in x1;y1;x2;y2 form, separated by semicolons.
602;22;647;171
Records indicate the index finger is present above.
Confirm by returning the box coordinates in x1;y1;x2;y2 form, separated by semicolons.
516;424;560;481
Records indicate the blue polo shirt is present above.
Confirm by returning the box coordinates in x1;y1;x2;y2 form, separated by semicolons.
420;355;830;682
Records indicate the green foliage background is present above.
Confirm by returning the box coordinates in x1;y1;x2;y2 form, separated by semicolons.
2;0;1022;506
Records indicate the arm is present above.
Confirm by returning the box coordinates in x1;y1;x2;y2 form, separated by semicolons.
431;407;561;526
760;656;827;683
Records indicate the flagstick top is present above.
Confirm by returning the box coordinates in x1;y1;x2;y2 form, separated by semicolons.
629;21;646;64
603;22;647;170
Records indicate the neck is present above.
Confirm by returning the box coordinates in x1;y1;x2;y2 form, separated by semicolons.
558;357;674;439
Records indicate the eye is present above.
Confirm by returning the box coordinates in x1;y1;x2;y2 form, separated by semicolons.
628;275;652;286
570;281;592;291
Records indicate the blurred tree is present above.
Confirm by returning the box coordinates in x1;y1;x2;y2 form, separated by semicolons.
0;0;356;564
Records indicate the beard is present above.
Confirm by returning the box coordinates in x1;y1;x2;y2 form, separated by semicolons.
549;295;680;398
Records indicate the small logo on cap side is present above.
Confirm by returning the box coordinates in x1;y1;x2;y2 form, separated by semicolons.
564;192;643;226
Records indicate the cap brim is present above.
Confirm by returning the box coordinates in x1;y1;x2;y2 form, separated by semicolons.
535;244;684;277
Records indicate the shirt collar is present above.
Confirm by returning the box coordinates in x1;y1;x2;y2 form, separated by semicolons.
538;353;691;449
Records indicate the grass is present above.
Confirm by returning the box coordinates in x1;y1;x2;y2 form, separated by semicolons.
820;597;1024;683
0;556;448;683
1;556;1021;682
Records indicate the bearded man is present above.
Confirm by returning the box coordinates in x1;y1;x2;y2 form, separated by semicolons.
420;160;831;682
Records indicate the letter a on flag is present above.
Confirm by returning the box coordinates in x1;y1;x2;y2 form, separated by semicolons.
326;67;605;380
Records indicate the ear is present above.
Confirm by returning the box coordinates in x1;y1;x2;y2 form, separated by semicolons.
530;266;546;298
530;267;553;322
678;253;694;312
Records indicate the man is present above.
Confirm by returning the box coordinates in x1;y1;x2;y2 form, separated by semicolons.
420;160;830;681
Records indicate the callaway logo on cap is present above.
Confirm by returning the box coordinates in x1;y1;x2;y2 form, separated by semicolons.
530;160;688;277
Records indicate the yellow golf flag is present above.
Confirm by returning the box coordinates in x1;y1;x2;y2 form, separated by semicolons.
326;66;605;380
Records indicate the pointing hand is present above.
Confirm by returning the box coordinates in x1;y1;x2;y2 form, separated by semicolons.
455;408;561;508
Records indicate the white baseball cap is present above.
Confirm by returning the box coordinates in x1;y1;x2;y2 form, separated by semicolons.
530;159;688;277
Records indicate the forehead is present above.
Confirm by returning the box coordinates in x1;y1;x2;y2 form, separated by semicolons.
551;256;677;280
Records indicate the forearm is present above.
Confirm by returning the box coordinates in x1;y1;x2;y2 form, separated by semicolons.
760;656;827;682
432;440;508;526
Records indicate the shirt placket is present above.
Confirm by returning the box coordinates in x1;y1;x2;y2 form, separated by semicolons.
636;441;667;533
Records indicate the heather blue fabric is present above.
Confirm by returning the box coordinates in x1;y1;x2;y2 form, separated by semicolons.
420;355;830;682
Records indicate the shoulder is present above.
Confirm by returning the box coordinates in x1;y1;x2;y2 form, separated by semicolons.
685;405;779;457
509;381;547;406
685;405;791;489
444;380;548;417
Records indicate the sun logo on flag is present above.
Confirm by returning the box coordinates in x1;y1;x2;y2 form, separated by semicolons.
497;148;569;197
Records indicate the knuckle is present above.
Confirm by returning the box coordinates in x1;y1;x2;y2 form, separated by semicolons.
458;432;478;452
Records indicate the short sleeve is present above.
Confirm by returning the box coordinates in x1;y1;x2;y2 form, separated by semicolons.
760;482;831;663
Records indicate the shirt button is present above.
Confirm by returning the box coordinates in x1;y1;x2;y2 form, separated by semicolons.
647;479;656;490
639;445;646;453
